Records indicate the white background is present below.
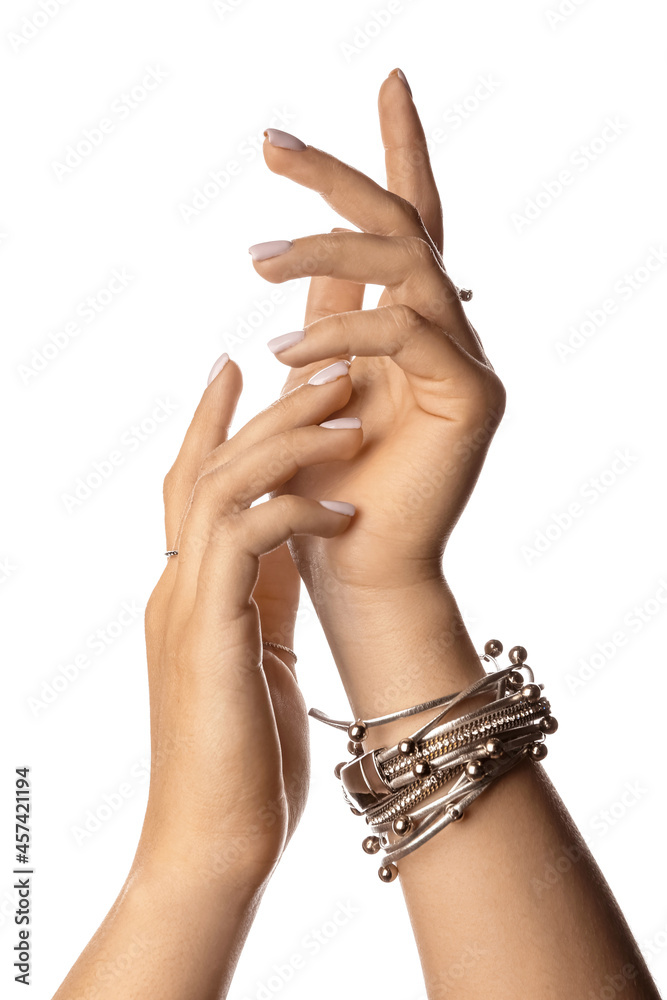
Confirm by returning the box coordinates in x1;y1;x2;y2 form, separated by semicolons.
2;0;666;996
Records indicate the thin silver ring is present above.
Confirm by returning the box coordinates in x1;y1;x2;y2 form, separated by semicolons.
165;550;179;557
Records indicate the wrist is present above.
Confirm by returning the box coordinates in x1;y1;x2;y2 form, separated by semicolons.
131;829;277;900
306;573;487;748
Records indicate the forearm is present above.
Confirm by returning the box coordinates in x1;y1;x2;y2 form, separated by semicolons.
310;575;659;998
52;850;266;1000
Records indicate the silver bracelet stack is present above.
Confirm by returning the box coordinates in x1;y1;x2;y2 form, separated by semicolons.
309;640;557;882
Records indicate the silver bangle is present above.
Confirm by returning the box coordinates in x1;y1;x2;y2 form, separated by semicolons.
310;640;557;882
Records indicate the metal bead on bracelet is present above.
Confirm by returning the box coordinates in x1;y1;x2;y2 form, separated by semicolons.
309;640;557;883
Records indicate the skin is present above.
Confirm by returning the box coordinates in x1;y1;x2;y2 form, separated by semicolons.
52;72;659;999
51;364;361;998
255;72;659;998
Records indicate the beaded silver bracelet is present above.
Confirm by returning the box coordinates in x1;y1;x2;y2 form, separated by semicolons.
309;640;557;882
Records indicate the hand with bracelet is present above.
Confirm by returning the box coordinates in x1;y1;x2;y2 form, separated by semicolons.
53;71;659;999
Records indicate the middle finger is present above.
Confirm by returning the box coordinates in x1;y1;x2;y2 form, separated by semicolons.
251;232;484;361
263;131;429;243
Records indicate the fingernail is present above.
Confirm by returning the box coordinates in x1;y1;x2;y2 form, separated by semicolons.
267;330;305;354
207;352;229;385
391;68;412;97
264;128;307;151
308;360;351;385
248;240;294;261
319;417;361;430
318;500;356;517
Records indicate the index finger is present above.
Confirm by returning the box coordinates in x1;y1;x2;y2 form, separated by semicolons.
262;130;426;241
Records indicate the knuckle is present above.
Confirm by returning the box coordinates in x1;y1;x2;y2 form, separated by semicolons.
262;430;302;481
334;309;357;337
393;302;423;331
269;493;299;521
192;470;220;511
393;195;424;232
301;235;335;278
320;158;343;201
384;303;422;357
405;235;438;270
266;390;295;424
162;466;179;503
144;589;162;639
198;451;221;477
462;369;506;426
487;372;507;418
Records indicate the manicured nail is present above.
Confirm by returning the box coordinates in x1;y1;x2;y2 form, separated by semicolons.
308;360;351;385
392;68;412;97
248;240;294;261
319;417;362;430
318;500;356;517
267;330;305;354
207;352;229;385
264;128;307;151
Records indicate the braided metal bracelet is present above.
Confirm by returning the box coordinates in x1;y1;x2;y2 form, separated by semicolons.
309;640;558;882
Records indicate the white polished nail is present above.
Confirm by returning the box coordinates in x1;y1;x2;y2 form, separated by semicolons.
318;500;356;516
267;330;305;354
207;352;230;385
319;417;362;429
308;360;351;385
248;240;294;261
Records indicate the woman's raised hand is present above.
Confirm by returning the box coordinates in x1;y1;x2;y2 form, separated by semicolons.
253;71;505;595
